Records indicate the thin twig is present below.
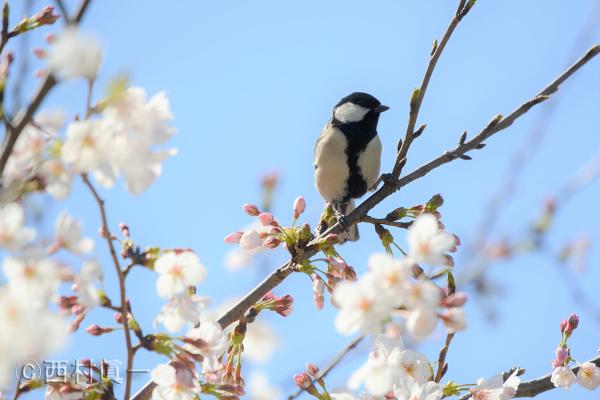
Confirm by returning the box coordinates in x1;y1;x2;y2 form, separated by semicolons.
435;332;455;383
392;0;475;178
0;0;92;178
82;174;135;400
361;215;411;229
54;0;71;24
287;335;365;400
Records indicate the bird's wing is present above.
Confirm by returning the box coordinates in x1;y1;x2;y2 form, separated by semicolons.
358;135;382;192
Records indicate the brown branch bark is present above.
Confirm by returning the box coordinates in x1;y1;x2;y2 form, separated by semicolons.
0;0;92;178
82;175;135;400
392;0;475;178
360;215;412;229
459;355;600;399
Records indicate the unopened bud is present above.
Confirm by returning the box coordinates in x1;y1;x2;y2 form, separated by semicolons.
263;237;281;249
444;292;468;307
224;232;243;244
306;363;320;377
85;324;114;336
258;212;275;226
293;372;318;395
243;203;260;216
293;196;306;219
119;222;130;237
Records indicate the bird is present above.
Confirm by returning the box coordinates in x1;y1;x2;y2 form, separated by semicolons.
314;92;388;242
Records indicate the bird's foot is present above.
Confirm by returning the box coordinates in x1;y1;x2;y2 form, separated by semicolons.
380;173;400;188
334;210;349;232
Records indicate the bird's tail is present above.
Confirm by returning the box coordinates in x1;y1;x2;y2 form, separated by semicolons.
339;200;359;242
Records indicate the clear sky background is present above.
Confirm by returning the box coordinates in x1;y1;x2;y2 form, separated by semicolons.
6;0;600;399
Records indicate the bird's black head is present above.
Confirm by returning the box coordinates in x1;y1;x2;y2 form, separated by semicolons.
331;92;389;129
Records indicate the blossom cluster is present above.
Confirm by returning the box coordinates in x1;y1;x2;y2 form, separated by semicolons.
0;203;99;388
332;214;464;338
3;28;176;200
550;314;600;391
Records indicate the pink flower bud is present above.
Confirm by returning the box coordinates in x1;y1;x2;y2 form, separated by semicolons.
71;304;84;315
258;212;275;226
554;347;568;366
98;227;109;238
67;314;84;333
442;254;455;267
444;292;468;307
263;237;281;249
568;314;579;331
312;274;325;296
32;47;46;59
560;319;568;334
343;266;357;281
243;203;260;216
293;372;312;389
85;324;113;336
328;257;347;272
293;197;306;219
45;32;56;43
114;312;124;324
224;232;243;244
306;363;320;377
119;222;130;237
239;230;262;250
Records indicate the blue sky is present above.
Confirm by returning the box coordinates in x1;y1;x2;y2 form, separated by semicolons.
7;0;600;399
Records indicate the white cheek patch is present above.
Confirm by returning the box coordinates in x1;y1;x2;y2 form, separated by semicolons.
334;102;370;123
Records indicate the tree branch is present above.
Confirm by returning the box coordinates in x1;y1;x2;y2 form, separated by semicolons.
459;355;600;399
360;215;412;229
392;0;475;178
0;0;92;178
82;175;135;400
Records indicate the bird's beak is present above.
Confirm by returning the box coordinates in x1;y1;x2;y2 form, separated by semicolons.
374;105;390;113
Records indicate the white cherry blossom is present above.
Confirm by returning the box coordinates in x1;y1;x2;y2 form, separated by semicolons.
47;28;102;80
0;203;35;251
155;251;207;299
551;366;576;390
388;349;431;384
407;214;456;265
333;275;393;335
3;248;60;306
471;368;520;399
150;363;199;400
41;159;72;200
154;295;210;333
74;260;103;309
247;370;281;400
576;362;600;390
54;211;94;255
184;321;228;373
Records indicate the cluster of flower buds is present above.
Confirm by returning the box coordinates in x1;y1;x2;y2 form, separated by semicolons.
225;197;309;253
256;291;294;317
550;313;600;391
11;5;60;35
293;363;327;398
385;193;445;224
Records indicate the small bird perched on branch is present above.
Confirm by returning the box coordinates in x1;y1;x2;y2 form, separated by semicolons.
314;92;388;241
